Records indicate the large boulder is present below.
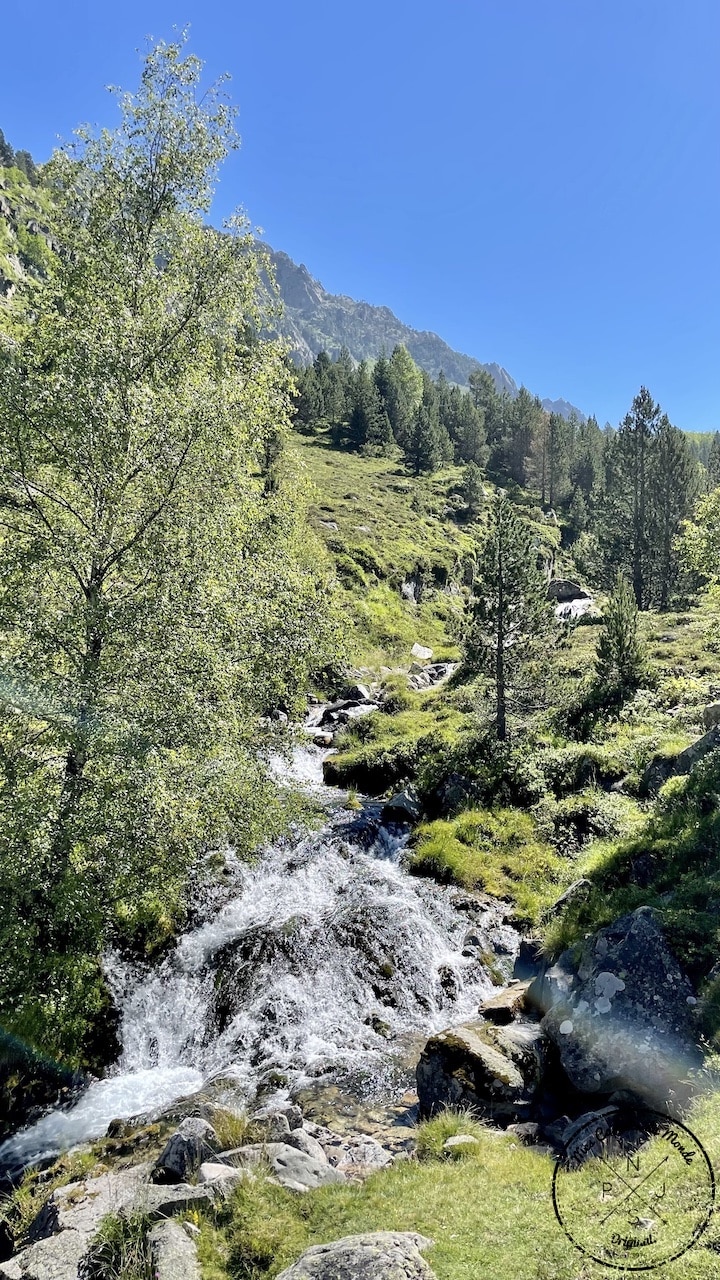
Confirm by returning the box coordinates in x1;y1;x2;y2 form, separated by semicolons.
702;702;720;730
151;1116;218;1184
416;1019;545;1122
276;1232;437;1279
529;907;702;1113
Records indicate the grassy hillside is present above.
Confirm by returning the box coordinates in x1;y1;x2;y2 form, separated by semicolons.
301;432;720;1021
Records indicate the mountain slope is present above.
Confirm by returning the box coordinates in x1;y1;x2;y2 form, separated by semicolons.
264;245;586;421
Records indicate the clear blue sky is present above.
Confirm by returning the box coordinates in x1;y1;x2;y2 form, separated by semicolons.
2;0;719;429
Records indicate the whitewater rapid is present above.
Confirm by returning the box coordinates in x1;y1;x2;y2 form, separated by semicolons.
0;735;518;1172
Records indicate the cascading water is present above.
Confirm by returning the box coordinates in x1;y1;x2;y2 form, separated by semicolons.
0;731;519;1173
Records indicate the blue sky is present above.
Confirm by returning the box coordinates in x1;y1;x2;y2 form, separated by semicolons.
2;0;719;428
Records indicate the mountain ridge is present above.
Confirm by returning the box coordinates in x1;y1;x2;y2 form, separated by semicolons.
263;245;587;422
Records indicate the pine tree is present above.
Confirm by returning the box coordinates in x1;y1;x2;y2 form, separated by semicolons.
465;494;555;739
462;462;484;518
595;572;646;693
13;149;39;185
707;432;720;490
649;419;700;608
405;403;442;475
599;387;660;608
0;129;13;168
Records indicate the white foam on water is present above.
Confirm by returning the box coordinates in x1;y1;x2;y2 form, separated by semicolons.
0;711;518;1172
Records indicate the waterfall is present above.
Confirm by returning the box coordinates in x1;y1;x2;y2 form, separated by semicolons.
0;738;518;1173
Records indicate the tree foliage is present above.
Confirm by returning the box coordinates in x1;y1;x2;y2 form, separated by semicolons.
0;38;339;1061
464;494;555;739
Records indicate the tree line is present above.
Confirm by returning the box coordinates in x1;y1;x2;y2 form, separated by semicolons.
0;128;39;185
294;349;703;611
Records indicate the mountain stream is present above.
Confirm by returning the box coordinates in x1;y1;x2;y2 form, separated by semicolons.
0;711;519;1172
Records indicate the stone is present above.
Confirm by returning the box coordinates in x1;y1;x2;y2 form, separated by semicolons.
544;878;591;917
442;1134;480;1155
479;981;530;1024
151;1116;218;1184
266;1111;291;1140
416;1019;545;1122
313;733;333;747
275;1232;437;1279
322;1134;393;1177
344;683;371;703
702;702;720;730
410;643;433;660
546;579;590;603
137;1180;232;1218
149;1218;201;1280
642;726;720;793
0;1230;89;1280
28;1162;152;1242
381;790;421;825
318;520;339;531
283;1129;328;1163
513;938;545;982
220;1142;345;1193
197;1161;252;1185
528;907;702;1113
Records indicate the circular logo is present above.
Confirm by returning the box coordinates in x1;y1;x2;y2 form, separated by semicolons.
552;1106;715;1271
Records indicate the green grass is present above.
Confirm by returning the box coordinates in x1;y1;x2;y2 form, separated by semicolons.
325;699;465;795
408;808;571;928
199;1094;720;1280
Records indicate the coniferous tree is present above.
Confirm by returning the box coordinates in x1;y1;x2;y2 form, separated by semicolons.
13;149;39;185
599;387;661;608
0;129;13;168
571;414;604;499
405;403;442;475
462;461;484;518
649;419;700;608
595;572;646;693
465;494;555;739
707;432;720;490
469;368;501;435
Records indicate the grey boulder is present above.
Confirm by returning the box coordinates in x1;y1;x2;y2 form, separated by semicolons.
0;1230;89;1280
276;1232;437;1279
221;1142;345;1192
149;1219;200;1280
529;906;702;1112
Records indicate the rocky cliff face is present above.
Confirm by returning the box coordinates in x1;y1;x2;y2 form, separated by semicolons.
262;245;586;420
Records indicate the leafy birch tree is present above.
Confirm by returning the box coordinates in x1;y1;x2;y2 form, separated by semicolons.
0;38;339;1059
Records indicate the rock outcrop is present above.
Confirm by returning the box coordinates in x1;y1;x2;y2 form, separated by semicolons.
275;1232;437;1279
642;727;720;793
529;906;702;1113
416;1019;545;1121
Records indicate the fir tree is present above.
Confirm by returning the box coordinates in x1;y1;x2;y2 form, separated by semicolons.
465;494;555;739
462;462;484;518
707;432;720;490
0;128;13;168
595;572;646;693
